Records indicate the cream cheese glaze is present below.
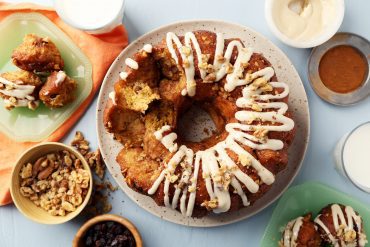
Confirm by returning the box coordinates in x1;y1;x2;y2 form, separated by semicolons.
282;216;304;247
146;32;294;216
119;71;128;80
125;58;139;70
315;204;367;247
0;76;38;109
108;91;117;105
154;126;178;153
143;44;153;53
54;71;66;86
272;0;338;42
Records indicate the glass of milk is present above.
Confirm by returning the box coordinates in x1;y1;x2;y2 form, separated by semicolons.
54;0;125;34
334;122;370;193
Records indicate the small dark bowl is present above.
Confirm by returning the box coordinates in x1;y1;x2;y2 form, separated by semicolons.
73;214;143;247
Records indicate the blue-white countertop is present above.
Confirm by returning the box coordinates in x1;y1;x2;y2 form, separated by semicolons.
1;0;370;246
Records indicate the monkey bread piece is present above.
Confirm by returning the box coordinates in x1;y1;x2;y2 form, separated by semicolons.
12;34;64;72
39;71;76;108
114;50;161;113
315;204;368;247
0;70;43;110
279;213;322;247
103;100;146;148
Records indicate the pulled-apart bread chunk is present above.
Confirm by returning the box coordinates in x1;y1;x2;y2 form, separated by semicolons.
39;71;76;108
0;70;43;110
12;34;64;72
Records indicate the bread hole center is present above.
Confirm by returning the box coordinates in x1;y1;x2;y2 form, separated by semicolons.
176;104;218;143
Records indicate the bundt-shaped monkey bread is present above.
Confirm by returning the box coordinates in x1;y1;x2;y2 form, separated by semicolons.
104;30;296;217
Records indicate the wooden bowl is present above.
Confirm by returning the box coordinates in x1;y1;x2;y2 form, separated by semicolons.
10;142;93;224
73;214;143;247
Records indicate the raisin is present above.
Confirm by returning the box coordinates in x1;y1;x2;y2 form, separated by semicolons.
82;221;136;247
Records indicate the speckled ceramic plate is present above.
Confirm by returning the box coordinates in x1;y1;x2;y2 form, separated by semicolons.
96;20;310;227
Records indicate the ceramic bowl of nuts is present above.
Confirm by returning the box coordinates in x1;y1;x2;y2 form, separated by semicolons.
73;214;143;247
10;142;93;224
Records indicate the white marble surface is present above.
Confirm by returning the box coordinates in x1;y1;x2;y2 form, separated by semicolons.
1;0;370;246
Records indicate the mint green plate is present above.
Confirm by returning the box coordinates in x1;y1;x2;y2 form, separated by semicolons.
0;13;92;142
261;182;370;246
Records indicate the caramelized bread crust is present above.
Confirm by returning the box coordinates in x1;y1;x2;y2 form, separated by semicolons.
12;34;64;72
39;71;76;108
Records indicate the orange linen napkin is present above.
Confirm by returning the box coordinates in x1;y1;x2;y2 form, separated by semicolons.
0;2;128;206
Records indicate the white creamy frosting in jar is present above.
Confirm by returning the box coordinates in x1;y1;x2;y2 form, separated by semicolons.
271;0;338;42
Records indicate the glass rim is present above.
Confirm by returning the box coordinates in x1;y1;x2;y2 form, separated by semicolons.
54;0;125;32
341;121;370;193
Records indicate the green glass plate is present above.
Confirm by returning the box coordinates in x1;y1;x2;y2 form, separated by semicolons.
261;182;370;246
0;13;92;142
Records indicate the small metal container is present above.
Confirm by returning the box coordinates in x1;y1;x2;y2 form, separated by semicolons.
308;32;370;105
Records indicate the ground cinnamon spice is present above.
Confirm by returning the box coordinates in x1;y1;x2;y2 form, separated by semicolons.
319;45;368;93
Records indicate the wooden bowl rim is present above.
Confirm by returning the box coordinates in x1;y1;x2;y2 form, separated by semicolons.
73;214;143;247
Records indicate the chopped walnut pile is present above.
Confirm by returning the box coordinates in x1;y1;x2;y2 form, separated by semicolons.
336;224;358;245
70;131;118;218
82;181;118;218
85;150;104;179
71;131;90;155
253;128;269;142
251;103;262;112
238;154;252;167
225;63;234;74
201;198;219;211
19;150;90;216
212;163;235;191
71;131;105;179
343;229;357;243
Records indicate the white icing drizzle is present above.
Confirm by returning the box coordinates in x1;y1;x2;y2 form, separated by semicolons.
223;45;253;92
148;146;193;210
147;32;294;217
109;91;116;105
282;216;304;247
119;71;128;80
185;152;201;216
166;32;198;97
54;71;66;86
154;125;178;153
314;204;367;247
0;77;35;99
125;58;139;70
3;98;39;108
0;76;38;109
181;89;187;96
166;32;259;97
143;44;153;53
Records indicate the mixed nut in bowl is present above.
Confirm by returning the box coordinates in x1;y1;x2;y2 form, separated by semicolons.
10;142;93;224
73;214;143;247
